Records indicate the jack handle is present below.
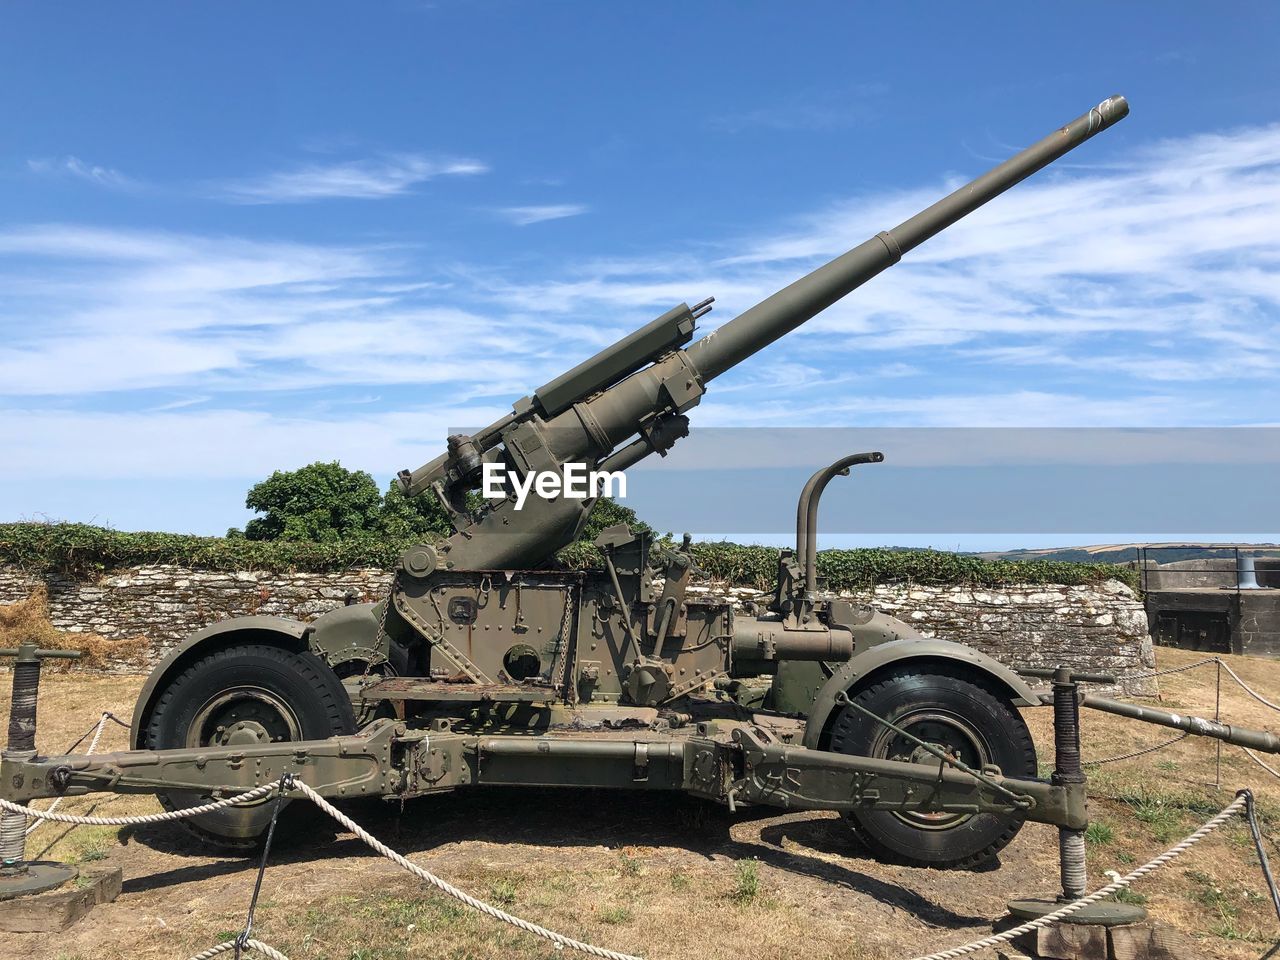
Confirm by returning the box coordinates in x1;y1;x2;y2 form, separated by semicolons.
1018;667;1115;685
0;646;83;661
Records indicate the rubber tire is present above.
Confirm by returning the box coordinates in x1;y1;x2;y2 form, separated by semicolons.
827;667;1036;869
142;643;356;851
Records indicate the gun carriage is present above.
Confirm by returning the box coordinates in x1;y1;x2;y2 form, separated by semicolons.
6;97;1204;887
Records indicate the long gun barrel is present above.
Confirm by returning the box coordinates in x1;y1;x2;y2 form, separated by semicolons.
538;96;1129;470
688;96;1129;382
399;96;1129;570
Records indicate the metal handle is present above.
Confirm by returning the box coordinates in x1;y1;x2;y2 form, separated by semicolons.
1018;667;1115;684
0;646;83;661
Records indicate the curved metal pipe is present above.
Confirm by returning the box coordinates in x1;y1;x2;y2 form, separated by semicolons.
797;452;884;595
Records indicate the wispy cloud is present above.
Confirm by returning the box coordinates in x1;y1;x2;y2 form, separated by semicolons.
485;122;1280;409
4;120;1280;501
214;153;488;203
496;203;588;225
0;224;537;397
27;155;136;190
710;82;889;133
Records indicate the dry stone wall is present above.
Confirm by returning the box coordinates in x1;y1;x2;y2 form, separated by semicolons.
0;564;1154;694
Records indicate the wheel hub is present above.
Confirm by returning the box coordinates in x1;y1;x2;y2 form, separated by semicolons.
221;720;274;746
878;710;990;830
188;687;302;751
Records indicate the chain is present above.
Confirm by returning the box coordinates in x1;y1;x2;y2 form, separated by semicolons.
549;585;574;695
1084;732;1189;766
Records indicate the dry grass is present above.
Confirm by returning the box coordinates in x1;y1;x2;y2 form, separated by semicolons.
0;586;149;670
0;641;1277;960
1024;646;1280;956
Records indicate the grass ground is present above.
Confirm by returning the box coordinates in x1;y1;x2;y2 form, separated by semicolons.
1;645;1277;960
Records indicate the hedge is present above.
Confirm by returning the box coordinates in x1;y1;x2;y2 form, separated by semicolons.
0;522;1138;589
0;523;411;577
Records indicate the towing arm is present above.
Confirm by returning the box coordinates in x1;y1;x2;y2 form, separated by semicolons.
1;721;1084;830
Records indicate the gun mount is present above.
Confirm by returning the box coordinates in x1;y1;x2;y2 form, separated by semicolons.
4;98;1146;878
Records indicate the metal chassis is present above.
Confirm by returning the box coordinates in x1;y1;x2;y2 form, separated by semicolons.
1;714;1083;830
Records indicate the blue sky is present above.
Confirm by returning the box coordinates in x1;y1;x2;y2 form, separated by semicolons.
1;3;1278;545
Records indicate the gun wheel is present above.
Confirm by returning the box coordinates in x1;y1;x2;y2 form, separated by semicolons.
141;643;356;851
828;666;1036;869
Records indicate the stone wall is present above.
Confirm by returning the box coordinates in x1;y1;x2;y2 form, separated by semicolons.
0;564;1155;694
0;565;392;665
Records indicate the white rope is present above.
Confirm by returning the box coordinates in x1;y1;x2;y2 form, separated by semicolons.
186;938;290;960
1124;656;1280;714
908;793;1249;960
0;782;280;826
1245;747;1280;780
10;763;636;958
291;779;642;960
1218;660;1280;714
26;711;110;835
1122;656;1220;681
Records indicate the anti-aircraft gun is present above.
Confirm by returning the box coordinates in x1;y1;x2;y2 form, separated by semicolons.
6;97;1166;875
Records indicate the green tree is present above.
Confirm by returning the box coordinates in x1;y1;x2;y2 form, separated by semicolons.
377;481;456;539
241;461;384;542
231;459;652;549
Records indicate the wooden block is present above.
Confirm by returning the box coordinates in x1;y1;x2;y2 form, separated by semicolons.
1108;922;1205;960
0;866;122;933
84;866;123;904
1037;922;1108;960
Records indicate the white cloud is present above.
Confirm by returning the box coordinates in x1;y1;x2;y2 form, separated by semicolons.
27;156;136;189
496;204;588;225
0;224;549;398
485;122;1280;406
4;119;1280;505
0;406;507;479
215;153;488;203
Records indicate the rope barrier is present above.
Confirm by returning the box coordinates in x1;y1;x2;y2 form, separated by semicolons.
10;675;1276;960
0;782;280;826
1218;659;1280;714
186;938;291;960
3;774;639;960
1245;747;1280;780
1122;656;1280;714
1121;656;1221;681
907;793;1250;960
23;775;1265;960
291;778;642;960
